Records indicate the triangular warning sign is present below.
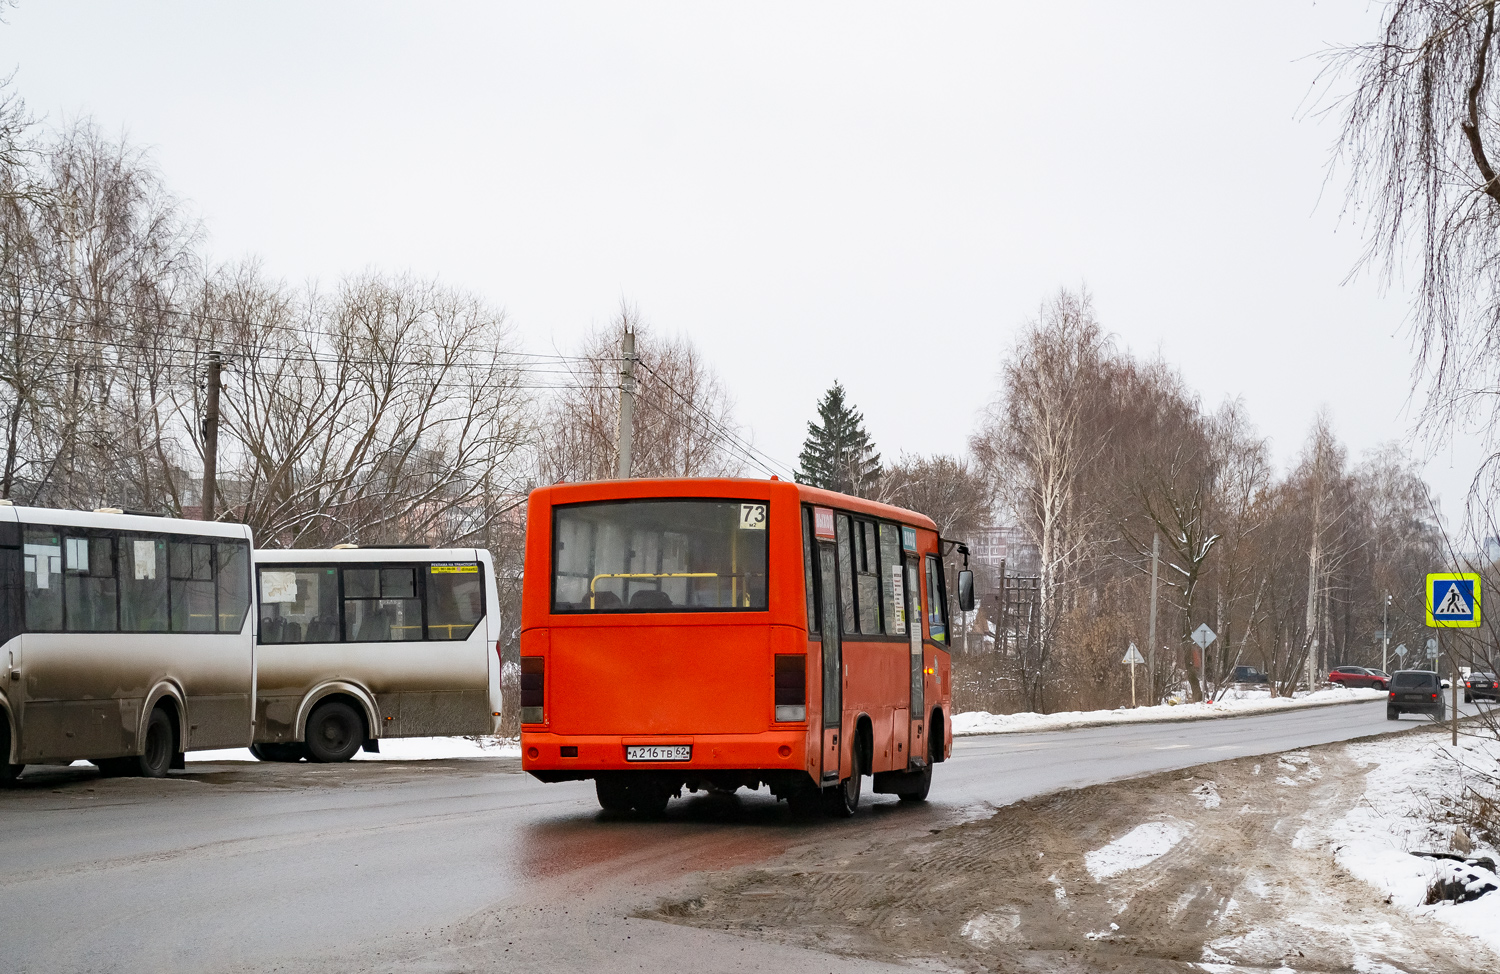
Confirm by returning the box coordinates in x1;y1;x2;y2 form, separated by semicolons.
1437;582;1472;617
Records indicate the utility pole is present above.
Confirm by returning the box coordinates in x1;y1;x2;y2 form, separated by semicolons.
1382;593;1391;674
1147;533;1160;701
615;326;635;479
201;350;222;521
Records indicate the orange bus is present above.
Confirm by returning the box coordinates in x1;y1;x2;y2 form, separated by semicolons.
519;477;967;817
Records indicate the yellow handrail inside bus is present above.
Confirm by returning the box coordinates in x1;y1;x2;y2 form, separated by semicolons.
589;572;732;609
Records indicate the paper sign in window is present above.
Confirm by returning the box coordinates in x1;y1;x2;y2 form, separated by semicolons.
134;539;158;580
261;571;299;603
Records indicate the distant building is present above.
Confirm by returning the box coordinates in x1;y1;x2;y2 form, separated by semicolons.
968;524;1039;576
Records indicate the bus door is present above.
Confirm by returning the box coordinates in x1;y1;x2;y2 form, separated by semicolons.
907;561;924;764
817;542;842;782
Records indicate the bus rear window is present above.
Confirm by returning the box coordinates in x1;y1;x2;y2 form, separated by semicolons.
552;499;769;612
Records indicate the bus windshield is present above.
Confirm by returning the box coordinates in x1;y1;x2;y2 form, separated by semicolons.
551;499;769;612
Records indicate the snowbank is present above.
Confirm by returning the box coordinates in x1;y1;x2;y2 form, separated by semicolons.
1335;733;1500;955
952;686;1387;737
185;736;521;763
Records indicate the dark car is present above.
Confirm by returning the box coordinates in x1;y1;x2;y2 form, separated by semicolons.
1231;665;1268;685
1388;670;1446;720
1465;672;1500;703
1330;665;1389;690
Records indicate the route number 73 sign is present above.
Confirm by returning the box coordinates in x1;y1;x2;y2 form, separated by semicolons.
1426;573;1481;628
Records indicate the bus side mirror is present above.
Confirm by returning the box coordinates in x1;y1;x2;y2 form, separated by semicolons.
957;570;974;612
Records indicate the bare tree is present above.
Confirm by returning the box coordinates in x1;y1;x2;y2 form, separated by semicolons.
539;304;747;483
971;288;1112;712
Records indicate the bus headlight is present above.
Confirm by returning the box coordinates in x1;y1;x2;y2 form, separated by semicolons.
774;654;806;722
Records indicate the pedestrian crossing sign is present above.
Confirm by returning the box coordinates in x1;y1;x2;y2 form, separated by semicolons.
1426;573;1481;628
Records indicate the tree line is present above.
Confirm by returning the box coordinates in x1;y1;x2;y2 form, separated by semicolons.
796;290;1443;713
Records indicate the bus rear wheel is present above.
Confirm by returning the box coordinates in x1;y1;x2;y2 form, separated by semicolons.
304;701;363;763
596;776;633;813
822;750;862;818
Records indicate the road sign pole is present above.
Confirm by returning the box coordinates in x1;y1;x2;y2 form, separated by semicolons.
1382;594;1390;674
1130;658;1137;708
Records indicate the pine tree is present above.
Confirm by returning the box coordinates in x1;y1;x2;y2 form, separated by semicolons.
796;381;882;497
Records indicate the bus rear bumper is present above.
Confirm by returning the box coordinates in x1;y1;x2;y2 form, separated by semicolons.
521;730;810;781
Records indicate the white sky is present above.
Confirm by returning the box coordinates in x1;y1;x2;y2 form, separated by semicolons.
4;2;1485;511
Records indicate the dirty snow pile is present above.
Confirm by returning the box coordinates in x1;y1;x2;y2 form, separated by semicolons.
952;686;1387;737
185;736;521;763
1084;821;1188;880
1333;733;1500;954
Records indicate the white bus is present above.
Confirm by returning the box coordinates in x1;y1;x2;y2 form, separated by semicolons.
251;547;503;762
0;505;255;782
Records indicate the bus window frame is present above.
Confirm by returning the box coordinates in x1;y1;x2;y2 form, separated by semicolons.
548;496;772;615
255;559;487;644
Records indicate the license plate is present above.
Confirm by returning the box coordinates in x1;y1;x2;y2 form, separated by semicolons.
625;745;691;762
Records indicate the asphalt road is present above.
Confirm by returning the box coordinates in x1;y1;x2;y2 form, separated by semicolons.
1;698;1488;973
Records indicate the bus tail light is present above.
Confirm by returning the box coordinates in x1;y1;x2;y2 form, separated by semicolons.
521;656;545;724
774;654;806;722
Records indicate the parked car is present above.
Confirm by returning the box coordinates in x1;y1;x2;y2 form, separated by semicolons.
1464;672;1500;703
1387;670;1446;720
1329;665;1389;690
1230;665;1269;685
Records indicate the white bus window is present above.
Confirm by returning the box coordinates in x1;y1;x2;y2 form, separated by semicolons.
64;535;118;632
170;540;216;632
343;566;421;642
427;563;482;640
23;528;62;631
121;535;169;632
216;542;250;632
259;566;339;643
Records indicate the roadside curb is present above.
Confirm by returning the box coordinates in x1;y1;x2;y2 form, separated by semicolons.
955;693;1388;738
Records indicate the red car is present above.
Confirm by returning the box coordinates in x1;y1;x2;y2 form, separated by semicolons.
1329;666;1389;690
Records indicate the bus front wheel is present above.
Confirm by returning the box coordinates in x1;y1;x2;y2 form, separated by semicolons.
304;701;364;763
0;722;21;786
135;708;175;778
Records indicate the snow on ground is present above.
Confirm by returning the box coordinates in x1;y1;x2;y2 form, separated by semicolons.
185;736;521;763
1334;731;1500;955
1083;820;1189;880
951;686;1387;736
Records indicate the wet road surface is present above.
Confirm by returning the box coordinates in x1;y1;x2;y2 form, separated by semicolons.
1;698;1483;972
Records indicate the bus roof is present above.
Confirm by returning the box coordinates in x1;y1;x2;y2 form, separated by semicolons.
254;547;492;564
0;504;253;540
530;477;939;533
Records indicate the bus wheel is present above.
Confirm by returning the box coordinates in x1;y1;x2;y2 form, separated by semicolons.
629;779;672;817
1;722;22;786
135;708;175;778
897;762;933;803
250;743;306;763
787;784;822;818
304;701;364;763
595;776;633;813
822;751;862;818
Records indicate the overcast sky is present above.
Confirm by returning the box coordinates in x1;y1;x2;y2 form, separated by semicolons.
4;2;1483;512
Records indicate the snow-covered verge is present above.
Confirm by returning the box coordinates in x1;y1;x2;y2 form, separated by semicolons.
184;735;521;763
952;685;1388;736
1335;732;1500;955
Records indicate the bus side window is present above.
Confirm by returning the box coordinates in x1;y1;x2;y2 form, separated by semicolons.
170;540;217;632
802;508;818;634
121;534;169;632
260;567;340;643
23;527;62;631
879;524;903;635
216;541;251;633
855;520;880;633
64;534;118;632
427;564;483;640
834;514;856;634
924;554;948;644
343;566;422;642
